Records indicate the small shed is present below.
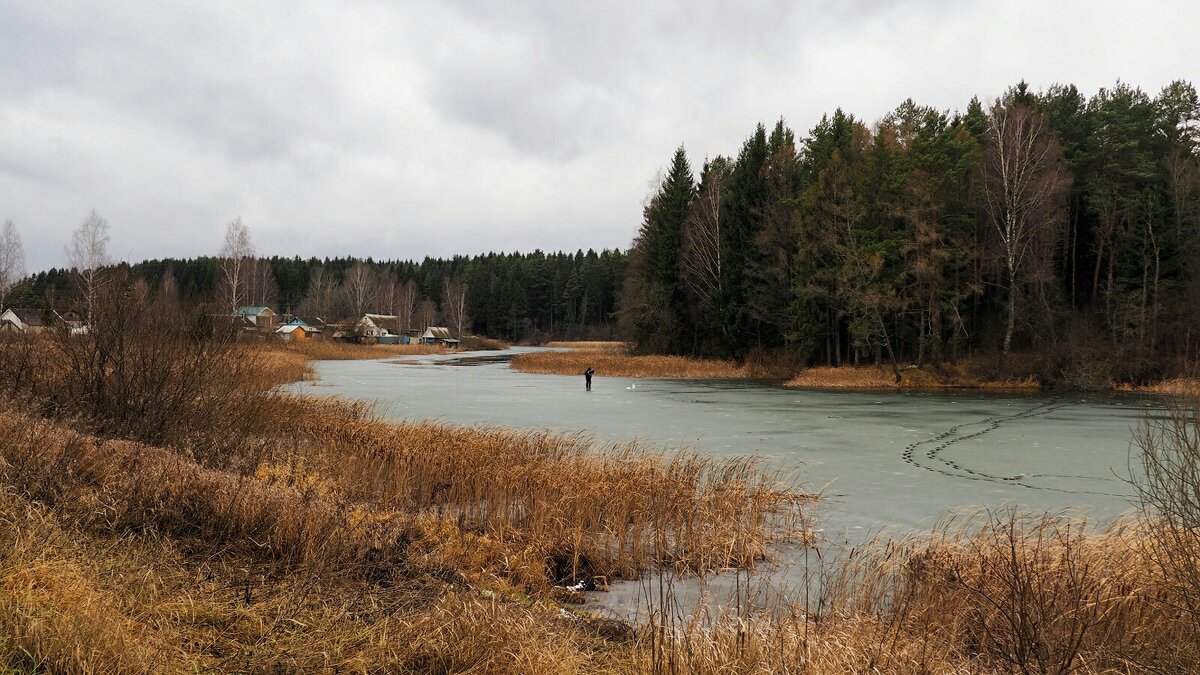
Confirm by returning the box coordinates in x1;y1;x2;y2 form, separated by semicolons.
275;323;322;341
420;326;460;347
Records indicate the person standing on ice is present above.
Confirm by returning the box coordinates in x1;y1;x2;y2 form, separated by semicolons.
584;367;594;391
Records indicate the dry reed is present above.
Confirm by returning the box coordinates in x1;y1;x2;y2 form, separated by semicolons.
635;512;1198;674
274;339;448;361
0;298;813;671
786;365;1041;390
3;279;1199;672
512;347;748;379
1117;377;1200;395
261;394;811;586
544;341;631;349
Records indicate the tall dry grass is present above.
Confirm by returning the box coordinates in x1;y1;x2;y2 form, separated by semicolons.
1118;376;1200;395
3;276;1200;672
247;340;453;387
0;283;276;467
636;512;1198;674
0;477;612;672
255;395;812;588
787;363;1041;390
279;339;449;361
512;347;749;379
0;279;818;670
544;340;631;349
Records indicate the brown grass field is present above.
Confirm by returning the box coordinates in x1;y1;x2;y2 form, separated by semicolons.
2;287;1200;673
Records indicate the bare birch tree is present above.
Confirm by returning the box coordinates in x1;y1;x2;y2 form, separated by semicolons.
300;266;337;319
341;262;378;319
980;99;1070;376
66;209;112;324
680;163;726;313
442;277;469;339
0;219;25;309
218;218;253;313
415;298;438;331
158;267;179;302
376;275;398;316
396;279;418;334
243;257;278;308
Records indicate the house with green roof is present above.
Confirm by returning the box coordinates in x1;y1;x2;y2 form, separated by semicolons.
234;306;278;330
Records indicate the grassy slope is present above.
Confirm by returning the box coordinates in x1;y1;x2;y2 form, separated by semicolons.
2;332;1199;672
0;336;810;672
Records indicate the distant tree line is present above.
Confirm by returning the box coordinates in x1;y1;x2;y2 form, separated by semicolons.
622;80;1200;384
9;246;627;342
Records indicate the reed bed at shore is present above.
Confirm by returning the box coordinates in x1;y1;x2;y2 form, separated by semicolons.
3;282;1200;671
512;347;749;379
248;340;450;386
0;293;815;669
277;339;448;361
786;364;1041;390
520;347;1186;393
1118;376;1200;395
544;340;631;349
636;512;1199;674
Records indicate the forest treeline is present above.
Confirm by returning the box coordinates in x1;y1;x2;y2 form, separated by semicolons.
6;79;1198;381
622;80;1200;385
10;249;626;341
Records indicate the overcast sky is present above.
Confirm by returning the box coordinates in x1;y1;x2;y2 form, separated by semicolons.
2;0;1197;273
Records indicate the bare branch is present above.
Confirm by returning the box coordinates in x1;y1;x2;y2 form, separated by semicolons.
0;219;25;309
218;218;254;313
66;209;112;323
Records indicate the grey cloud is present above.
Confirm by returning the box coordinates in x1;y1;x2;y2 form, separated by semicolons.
427;52;619;160
0;0;1197;272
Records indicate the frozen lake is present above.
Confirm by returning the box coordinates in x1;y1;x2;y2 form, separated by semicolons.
291;347;1157;538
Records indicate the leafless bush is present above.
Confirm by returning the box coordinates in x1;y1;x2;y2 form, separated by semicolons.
1134;391;1200;621
920;512;1112;674
0;272;273;468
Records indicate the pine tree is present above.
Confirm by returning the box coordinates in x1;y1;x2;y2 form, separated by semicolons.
623;146;695;352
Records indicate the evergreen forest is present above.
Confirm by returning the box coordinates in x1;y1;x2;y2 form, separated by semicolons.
622;80;1200;384
10;249;627;342
8;79;1199;384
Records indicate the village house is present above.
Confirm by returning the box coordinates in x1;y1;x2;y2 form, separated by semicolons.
274;316;324;342
0;308;84;335
356;313;397;338
331;313;404;343
420;326;460;347
234;306;279;331
0;308;47;334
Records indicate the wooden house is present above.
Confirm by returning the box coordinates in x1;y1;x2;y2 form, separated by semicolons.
420;326;460;347
234;306;279;331
347;314;402;341
274;317;324;341
0;308;47;334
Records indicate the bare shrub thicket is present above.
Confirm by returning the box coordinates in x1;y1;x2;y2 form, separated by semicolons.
1134;393;1200;621
4;273;1200;670
0;272;273;468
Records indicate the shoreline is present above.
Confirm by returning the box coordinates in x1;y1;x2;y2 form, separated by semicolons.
514;343;1197;394
5;330;1198;670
